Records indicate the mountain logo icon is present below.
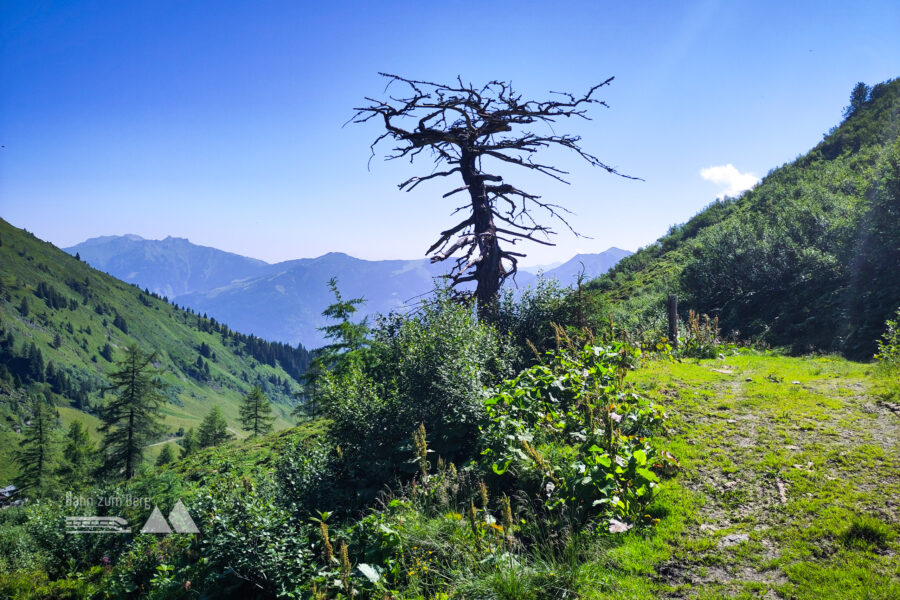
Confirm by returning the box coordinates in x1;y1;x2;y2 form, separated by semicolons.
139;500;200;534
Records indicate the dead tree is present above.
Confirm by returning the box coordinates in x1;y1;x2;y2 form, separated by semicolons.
351;73;634;319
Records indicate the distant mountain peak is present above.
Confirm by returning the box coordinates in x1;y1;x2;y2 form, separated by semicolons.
79;233;145;245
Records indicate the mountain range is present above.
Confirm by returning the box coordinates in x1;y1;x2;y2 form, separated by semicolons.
65;237;632;348
0;218;309;477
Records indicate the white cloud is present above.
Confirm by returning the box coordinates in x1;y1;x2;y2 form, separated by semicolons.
700;164;759;199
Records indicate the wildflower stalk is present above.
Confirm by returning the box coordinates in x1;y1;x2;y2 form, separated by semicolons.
521;439;560;485
413;423;429;480
320;521;334;565
340;540;352;595
468;501;482;552
500;494;514;544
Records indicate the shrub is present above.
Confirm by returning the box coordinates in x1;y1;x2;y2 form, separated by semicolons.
278;294;516;516
480;339;671;530
679;310;726;359
874;308;900;370
191;480;316;597
496;278;570;365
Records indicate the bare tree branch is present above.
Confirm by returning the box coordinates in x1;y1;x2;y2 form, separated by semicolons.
354;73;638;317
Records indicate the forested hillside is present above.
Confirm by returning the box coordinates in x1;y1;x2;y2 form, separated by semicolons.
0;219;309;478
589;78;900;358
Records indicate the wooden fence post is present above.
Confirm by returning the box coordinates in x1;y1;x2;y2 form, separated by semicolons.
667;294;678;348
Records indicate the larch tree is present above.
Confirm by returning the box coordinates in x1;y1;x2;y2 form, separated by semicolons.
57;420;96;489
352;73;633;318
180;427;198;458
294;278;368;418
155;444;175;466
98;344;164;479
240;386;275;437
198;406;231;448
14;397;59;496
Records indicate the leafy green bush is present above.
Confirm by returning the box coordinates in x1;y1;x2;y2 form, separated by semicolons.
276;294;516;518
481;340;670;529
874;308;900;369
496;278;570;364
189;480;316;597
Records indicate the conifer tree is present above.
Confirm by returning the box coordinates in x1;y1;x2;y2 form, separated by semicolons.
317;277;369;366
26;342;44;382
15;398;58;496
112;313;128;334
57;421;96;488
155;444;175;466
240;386;275;437
99;343;113;362
295;278;368;418
198;406;230;448
98;344;164;479
180;427;198;458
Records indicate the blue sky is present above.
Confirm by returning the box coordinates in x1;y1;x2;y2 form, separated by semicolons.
1;0;898;265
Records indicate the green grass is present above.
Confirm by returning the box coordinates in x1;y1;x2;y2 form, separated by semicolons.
592;351;900;599
219;351;893;600
382;352;897;599
164;418;328;486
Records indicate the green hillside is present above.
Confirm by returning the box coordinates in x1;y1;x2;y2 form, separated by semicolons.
589;78;900;358
0;218;309;479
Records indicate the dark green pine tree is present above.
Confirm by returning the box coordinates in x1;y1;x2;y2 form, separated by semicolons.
26;342;44;382
98;344;164;479
155;444;175;466
239;386;275;437
198;406;230;448
57;421;96;489
180;427;198;458
14;398;59;496
99;343;114;362
112;313;128;334
843;82;871;120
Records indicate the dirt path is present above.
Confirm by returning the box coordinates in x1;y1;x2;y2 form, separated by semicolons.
145;437;179;448
634;355;900;599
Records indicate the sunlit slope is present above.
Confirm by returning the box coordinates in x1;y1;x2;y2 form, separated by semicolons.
0;219;305;472
589;78;900;358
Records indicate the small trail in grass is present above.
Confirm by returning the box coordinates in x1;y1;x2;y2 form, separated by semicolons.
146;437;179;448
650;356;900;599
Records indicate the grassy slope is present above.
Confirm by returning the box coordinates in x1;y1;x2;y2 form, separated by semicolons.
108;353;898;599
587;78;899;356
579;353;899;599
0;219;300;480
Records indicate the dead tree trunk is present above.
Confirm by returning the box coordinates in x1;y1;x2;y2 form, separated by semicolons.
461;151;501;318
352;74;637;320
